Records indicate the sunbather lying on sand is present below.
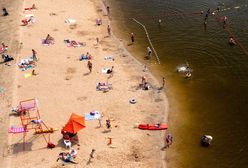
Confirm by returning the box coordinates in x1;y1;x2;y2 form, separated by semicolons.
64;39;85;47
24;4;37;11
17;57;35;69
57;152;78;164
21;16;35;26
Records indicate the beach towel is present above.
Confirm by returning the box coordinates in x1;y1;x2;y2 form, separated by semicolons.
65;19;77;25
24;8;36;12
85;111;101;120
104;56;114;60
8;127;27;134
0;47;7;54
20;65;33;71
25;14;34;18
24;73;32;78
41;39;54;46
101;68;111;74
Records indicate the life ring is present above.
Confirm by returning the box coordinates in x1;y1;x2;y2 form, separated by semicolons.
130;98;137;104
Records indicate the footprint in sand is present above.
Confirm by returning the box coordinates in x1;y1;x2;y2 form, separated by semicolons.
65;76;72;80
77;96;87;101
66;67;76;74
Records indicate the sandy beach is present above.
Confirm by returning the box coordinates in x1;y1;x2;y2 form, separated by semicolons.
1;0;169;167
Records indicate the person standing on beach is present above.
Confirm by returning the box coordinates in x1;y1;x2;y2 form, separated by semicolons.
87;60;92;73
2;8;8;16
164;134;173;148
106;6;110;15
32;49;38;61
107;25;111;36
162;77;166;89
131;33;134;44
147;46;152;59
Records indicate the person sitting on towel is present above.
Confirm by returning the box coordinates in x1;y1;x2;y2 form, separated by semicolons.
107;66;114;74
2;54;14;62
71;40;78;46
44;34;54;44
31;4;37;9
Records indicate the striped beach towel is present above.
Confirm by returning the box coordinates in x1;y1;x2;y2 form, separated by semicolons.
8;127;27;134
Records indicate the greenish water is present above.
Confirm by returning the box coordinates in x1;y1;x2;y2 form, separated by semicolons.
107;0;248;167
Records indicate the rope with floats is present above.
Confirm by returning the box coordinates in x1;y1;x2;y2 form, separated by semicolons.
132;18;161;64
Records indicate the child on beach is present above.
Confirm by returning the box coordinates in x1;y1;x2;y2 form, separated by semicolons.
106;119;111;129
164;134;173;148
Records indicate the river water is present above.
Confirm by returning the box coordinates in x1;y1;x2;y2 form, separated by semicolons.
106;0;248;167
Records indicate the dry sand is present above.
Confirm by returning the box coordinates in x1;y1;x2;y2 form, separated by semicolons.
1;0;169;167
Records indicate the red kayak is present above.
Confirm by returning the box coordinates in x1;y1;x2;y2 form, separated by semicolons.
138;124;168;130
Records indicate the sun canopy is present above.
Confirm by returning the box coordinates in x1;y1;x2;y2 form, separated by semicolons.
62;113;85;134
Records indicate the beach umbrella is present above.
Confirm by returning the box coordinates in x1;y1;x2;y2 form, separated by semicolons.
62;113;85;134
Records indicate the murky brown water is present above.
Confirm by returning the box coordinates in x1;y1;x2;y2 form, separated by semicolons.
107;0;248;167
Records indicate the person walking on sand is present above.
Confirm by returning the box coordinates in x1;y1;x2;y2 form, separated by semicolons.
223;16;227;25
87;60;92;73
107;25;111;36
162;77;166;88
90;149;96;160
2;8;8;16
106;119;111;129
164;134;173;148
141;76;147;86
32;49;38;61
106;6;110;15
131;33;134;44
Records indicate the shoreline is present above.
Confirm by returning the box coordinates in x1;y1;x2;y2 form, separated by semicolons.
1;0;169;167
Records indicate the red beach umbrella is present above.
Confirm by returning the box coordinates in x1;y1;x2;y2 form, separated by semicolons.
62;113;85;134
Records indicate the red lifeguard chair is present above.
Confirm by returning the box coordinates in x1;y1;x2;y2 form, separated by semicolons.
9;98;54;150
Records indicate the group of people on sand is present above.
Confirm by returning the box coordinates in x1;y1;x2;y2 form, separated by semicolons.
80;52;92;61
1;42;14;63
